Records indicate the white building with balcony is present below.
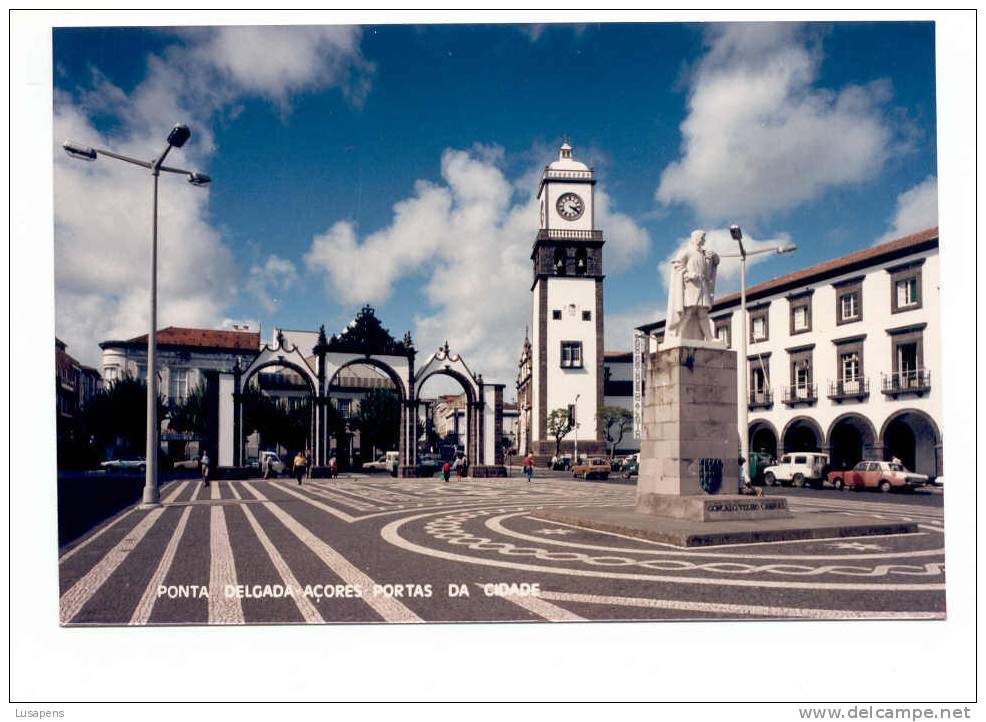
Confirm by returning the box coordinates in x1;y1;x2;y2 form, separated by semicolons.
637;227;942;478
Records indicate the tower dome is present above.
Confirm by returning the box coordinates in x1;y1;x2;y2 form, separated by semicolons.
548;141;590;171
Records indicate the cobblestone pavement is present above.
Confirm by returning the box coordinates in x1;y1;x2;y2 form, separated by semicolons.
58;475;945;625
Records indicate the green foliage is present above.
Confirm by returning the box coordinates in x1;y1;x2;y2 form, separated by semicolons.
167;383;208;435
241;386;314;455
599;405;633;457
546;407;573;457
352;388;400;453
80;374;167;456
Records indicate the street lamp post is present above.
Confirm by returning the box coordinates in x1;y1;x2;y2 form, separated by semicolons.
64;125;211;508
725;226;796;490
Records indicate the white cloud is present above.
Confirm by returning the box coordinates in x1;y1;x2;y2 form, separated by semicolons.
246;255;298;313
875;175;938;244
190;26;373;108
657;23;896;222
305;146;650;384
54;27;370;367
657;227;792;301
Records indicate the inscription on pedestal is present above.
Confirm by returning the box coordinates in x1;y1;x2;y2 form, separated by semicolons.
704;498;790;521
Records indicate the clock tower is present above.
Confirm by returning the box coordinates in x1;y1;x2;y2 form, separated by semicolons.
526;142;605;460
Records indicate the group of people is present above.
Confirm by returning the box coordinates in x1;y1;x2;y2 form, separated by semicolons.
441;456;470;483
199;449;542;486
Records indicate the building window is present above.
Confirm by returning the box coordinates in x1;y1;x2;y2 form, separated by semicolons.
835;277;863;325
840;351;860;393
789;293;812;335
582;310;592;321
896;278;918;307
889;261;924;314
840;293;859;321
336;398;352;416
552;309;562;320
749;307;769;343
748;354;771;407
714;318;731;348
104;366;118;382
168;368;189;403
787;346;815;402
560;341;583;369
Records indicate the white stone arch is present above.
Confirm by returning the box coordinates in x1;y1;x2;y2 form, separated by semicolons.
414;342;505;473
235;335;320;467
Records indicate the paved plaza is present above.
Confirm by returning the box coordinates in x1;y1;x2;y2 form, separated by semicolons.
58;475;946;625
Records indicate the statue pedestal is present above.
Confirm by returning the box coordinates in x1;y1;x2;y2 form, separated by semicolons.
636;345;792;520
531;344;918;545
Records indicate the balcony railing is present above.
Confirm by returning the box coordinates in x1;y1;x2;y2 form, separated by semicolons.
828;378;870;403
782;384;817;406
536;229;603;242
881;369;931;397
542;167;594;181
748;389;773;409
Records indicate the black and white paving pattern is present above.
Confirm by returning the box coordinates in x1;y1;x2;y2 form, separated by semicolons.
58;475;946;625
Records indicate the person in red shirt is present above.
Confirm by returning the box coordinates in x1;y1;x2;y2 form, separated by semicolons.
442;461;451;483
523;454;534;482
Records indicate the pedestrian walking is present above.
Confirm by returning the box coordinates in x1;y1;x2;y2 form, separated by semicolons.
263;454;272;480
200;450;211;487
454;457;463;480
523;453;534;483
442;461;451;483
329;455;338;478
461;456;469;479
293;450;307;485
306;449;313;479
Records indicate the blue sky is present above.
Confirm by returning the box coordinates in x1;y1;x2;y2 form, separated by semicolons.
52;22;938;388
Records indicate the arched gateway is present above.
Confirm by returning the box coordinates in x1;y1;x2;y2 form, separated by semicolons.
216;306;506;477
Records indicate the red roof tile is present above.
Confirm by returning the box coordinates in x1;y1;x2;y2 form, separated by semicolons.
604;351;633;361
714;226;939;309
117;326;261;351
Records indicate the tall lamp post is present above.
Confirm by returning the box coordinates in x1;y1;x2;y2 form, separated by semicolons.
64;125;211;508
724;225;796;487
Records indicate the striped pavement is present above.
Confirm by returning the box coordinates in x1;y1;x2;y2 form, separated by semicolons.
57;476;946;625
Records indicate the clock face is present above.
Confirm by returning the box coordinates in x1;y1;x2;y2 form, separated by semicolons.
556;192;585;221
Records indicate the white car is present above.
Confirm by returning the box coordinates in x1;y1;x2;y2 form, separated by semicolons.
364;451;399;474
763;452;830;488
100;456;146;472
259;451;288;476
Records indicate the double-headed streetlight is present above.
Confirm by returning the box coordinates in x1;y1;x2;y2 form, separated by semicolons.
723;225;796;487
64;124;211;508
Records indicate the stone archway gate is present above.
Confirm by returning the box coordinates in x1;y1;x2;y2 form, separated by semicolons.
216;306;506;477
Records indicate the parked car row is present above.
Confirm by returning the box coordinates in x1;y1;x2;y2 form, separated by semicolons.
827;460;928;493
760;452;929;493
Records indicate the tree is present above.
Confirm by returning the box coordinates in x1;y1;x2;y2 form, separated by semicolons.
546;407;573;458
352;389;400;457
80;374;167;457
241;385;287;451
599;405;633;457
168;383;208;436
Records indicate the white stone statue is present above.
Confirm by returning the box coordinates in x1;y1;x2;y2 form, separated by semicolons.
664;229;720;344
